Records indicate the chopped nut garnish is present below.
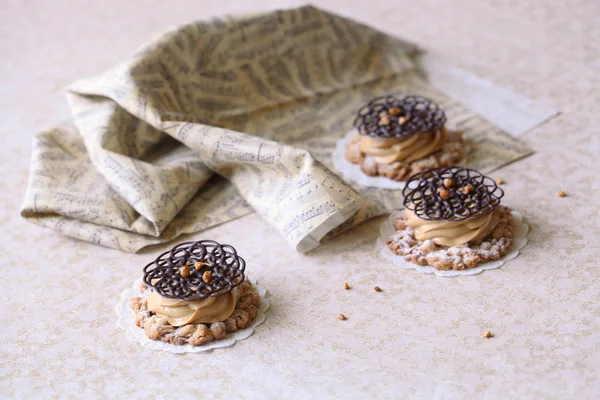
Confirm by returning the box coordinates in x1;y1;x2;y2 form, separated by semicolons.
443;178;454;188
337;313;346;321
373;286;382;292
558;190;566;197
483;330;493;338
462;184;474;194
495;177;504;185
388;107;401;116
439;189;451;200
398;116;408;125
379;114;390;125
194;261;205;271
180;265;190;278
344;282;350;290
202;270;213;283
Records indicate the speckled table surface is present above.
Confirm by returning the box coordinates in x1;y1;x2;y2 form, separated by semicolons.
1;1;599;399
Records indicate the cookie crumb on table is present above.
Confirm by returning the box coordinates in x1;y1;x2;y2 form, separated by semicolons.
373;286;382;292
483;330;493;338
558;190;566;197
344;282;350;290
495;177;504;185
337;313;347;321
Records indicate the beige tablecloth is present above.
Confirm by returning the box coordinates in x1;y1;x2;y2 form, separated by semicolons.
1;1;599;399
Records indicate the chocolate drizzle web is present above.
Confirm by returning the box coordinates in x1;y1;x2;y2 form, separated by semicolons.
402;167;504;221
143;240;246;301
353;95;446;138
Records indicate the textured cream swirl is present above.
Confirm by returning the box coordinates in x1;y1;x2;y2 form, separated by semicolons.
147;287;241;326
405;208;500;246
358;127;446;164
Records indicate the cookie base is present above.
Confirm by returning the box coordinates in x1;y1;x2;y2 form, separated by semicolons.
344;129;464;181
386;206;514;271
129;279;261;346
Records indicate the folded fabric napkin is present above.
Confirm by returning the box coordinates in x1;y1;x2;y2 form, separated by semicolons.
21;6;532;253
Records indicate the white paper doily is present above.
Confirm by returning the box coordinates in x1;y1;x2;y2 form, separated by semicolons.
115;277;270;353
332;127;468;189
377;210;529;277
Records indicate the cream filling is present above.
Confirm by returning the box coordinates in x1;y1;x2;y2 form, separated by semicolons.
405;208;500;246
358;127;446;164
147;287;241;326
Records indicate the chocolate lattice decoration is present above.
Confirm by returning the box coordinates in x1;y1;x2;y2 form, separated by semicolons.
402;167;504;221
143;240;246;301
353;95;446;138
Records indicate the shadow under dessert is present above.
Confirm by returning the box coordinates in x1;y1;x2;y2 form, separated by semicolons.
129;240;261;346
387;167;514;270
345;95;464;181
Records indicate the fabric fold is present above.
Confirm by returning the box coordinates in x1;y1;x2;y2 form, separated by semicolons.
20;5;533;253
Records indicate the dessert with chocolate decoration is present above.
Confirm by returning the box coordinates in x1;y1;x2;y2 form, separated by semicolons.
129;240;261;346
387;167;514;270
345;95;464;181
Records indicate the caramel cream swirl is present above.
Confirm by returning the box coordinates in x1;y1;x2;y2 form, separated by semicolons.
147;287;241;326
405;208;500;247
358;128;446;164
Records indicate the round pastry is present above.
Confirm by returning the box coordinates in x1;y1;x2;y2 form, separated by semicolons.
345;95;464;182
386;167;514;270
129;240;261;346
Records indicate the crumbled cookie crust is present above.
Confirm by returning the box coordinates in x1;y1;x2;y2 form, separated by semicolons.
129;279;260;346
345;130;464;182
386;206;514;270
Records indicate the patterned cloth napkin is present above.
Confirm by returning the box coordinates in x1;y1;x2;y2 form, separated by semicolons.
20;6;532;253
